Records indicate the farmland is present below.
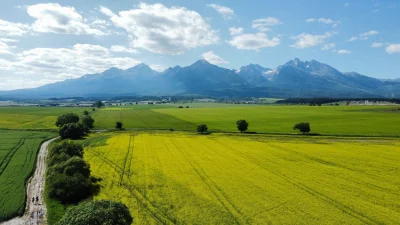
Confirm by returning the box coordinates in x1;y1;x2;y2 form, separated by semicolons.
82;132;400;224
1;104;400;136
0;130;54;221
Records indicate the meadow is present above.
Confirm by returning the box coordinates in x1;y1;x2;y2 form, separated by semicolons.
0;130;54;221
1;104;400;136
82;131;400;224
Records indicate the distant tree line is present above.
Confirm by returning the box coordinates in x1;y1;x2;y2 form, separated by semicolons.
276;98;400;105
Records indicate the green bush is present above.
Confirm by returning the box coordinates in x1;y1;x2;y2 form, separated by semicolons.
59;123;85;139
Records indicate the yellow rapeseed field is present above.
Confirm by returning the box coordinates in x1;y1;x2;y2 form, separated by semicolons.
84;132;400;224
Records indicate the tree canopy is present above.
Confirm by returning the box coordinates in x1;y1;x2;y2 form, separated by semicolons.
94;101;104;108
81;115;95;129
55;113;79;127
236;120;249;133
116;121;123;130
57;200;133;225
48;141;83;159
59;123;85;139
197;124;208;134
293;122;311;134
52;156;91;178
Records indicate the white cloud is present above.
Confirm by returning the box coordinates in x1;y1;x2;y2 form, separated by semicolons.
252;17;282;31
110;45;139;54
0;19;29;36
229;27;244;36
360;30;379;37
27;3;106;36
337;49;351;54
149;64;166;72
202;51;228;64
0;38;19;43
99;6;115;17
0;40;15;54
291;32;333;49
371;42;384;48
306;18;341;28
206;4;235;20
386;44;400;54
348;36;358;42
227;33;280;51
102;3;219;55
321;43;335;50
4;44;140;86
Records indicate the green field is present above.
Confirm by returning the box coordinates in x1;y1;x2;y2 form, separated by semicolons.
0;107;89;130
81;132;400;224
0;130;54;221
1;104;400;136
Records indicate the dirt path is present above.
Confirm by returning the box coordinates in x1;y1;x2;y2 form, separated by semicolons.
1;138;57;225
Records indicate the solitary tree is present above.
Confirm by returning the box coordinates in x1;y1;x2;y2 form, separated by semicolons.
116;121;123;130
94;101;104;108
92;108;95;112
55;113;80;127
83;110;89;116
197;124;208;134
57;200;133;225
293;122;311;134
236;120;249;133
81;115;95;129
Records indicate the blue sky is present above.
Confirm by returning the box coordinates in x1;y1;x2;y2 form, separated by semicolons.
0;0;399;90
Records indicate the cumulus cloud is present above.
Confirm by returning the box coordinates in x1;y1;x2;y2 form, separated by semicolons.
360;30;379;37
227;33;280;51
0;19;29;36
2;44;140;88
110;45;139;54
252;17;282;31
348;36;358;42
0;38;19;43
101;3;219;55
0;40;15;54
306;18;341;27
386;44;400;54
207;4;235;20
321;43;335;50
27;3;106;36
291;32;333;49
371;42;384;48
229;27;244;36
337;49;351;54
202;51;228;64
348;30;379;42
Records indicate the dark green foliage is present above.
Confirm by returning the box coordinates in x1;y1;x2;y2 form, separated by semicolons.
94;101;104;108
197;124;208;133
55;113;79;127
49;141;84;159
293;122;311;134
236;120;249;133
47;173;92;204
92;108;95;112
57;200;133;225
51;156;91;178
48;153;71;167
81;115;95;129
59;123;85;139
116;121;123;130
83;110;89;116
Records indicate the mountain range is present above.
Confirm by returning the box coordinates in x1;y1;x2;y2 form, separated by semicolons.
1;58;400;99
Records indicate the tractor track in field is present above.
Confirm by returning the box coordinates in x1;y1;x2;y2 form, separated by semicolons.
120;134;134;185
169;137;248;225
0;137;27;176
217;139;381;225
1;138;57;225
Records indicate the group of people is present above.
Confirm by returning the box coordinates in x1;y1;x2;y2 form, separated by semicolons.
31;196;39;205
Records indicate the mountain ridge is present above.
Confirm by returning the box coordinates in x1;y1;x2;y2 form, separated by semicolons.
1;58;399;99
